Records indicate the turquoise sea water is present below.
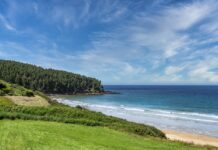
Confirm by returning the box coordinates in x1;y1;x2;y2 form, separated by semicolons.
55;85;218;137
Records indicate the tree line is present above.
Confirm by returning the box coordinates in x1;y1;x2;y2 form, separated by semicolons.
0;60;103;94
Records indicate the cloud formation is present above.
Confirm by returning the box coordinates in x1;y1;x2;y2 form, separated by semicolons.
0;0;218;84
0;14;16;31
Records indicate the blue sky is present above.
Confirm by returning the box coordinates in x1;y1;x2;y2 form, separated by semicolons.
0;0;218;85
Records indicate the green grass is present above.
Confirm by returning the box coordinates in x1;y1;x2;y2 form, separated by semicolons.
0;120;215;150
0;104;165;138
0;97;14;106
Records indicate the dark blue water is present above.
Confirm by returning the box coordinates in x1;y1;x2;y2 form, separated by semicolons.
56;85;218;137
104;85;218;114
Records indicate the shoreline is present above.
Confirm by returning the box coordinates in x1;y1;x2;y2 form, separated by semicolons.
48;90;119;97
164;130;218;147
51;97;218;148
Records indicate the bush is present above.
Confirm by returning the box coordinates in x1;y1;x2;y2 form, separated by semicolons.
1;88;11;94
75;105;86;110
0;83;6;89
24;91;34;97
0;90;5;96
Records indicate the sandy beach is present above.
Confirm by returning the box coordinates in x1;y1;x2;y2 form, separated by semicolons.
164;130;218;147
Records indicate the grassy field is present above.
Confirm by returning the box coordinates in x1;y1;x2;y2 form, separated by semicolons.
0;120;216;150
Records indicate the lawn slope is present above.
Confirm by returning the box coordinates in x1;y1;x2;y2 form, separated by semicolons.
0;120;215;150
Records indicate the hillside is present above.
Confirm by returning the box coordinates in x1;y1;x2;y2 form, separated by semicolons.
0;60;103;94
0;120;214;150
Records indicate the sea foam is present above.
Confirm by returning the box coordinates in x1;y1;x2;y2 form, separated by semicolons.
54;97;218;137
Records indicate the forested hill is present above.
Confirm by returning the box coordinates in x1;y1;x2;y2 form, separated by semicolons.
0;60;103;94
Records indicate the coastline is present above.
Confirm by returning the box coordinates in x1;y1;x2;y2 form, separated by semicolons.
164;130;218;147
51;97;218;148
48;90;119;97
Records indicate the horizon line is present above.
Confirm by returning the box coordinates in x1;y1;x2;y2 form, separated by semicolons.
103;84;218;86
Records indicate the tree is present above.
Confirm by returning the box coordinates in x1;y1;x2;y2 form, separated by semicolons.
0;60;104;94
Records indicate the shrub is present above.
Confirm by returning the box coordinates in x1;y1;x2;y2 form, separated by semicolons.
24;91;34;97
0;83;6;89
75;105;86;110
0;90;5;96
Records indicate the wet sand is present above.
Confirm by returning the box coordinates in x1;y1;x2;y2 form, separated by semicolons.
164;130;218;147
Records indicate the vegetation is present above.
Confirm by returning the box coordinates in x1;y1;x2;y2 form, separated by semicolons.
0;80;34;97
0;120;215;150
0;80;164;138
0;60;103;94
0;97;14;106
5;95;50;107
0;102;165;138
0;80;50;107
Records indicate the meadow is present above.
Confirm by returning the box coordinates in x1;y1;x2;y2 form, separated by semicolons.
0;120;215;150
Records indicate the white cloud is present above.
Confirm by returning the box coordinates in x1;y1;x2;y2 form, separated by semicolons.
189;67;218;82
0;14;16;31
123;64;146;75
163;1;212;31
69;0;218;84
44;0;128;28
165;66;184;75
200;21;218;34
101;7;127;23
188;58;218;82
129;0;214;58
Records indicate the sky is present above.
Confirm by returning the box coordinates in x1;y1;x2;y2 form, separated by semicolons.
0;0;218;85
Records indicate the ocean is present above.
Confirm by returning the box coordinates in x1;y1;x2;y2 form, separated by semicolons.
55;85;218;137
